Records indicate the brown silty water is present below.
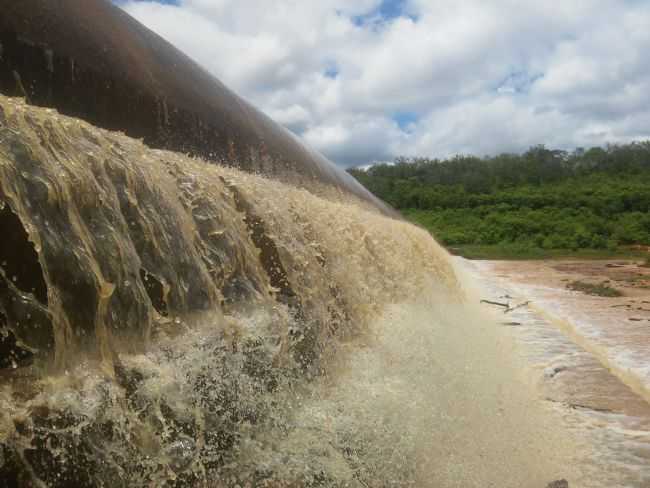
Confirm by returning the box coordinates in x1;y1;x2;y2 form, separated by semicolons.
0;96;581;486
460;259;650;487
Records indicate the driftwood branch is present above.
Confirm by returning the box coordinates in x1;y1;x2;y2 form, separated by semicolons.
504;301;530;314
480;299;509;308
480;299;531;314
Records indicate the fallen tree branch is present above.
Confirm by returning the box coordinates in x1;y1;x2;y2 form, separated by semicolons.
480;299;509;308
504;301;530;313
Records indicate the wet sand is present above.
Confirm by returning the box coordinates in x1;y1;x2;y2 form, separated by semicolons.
457;258;650;487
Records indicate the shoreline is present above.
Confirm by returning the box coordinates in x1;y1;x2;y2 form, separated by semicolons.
456;257;650;486
470;258;650;402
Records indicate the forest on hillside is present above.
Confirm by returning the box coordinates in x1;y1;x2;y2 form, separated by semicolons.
348;143;650;258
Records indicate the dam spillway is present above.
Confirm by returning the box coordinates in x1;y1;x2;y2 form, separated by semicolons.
0;95;453;374
0;95;444;485
0;96;579;487
0;1;622;486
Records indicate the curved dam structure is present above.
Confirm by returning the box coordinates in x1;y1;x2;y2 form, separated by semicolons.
0;1;590;487
0;0;394;216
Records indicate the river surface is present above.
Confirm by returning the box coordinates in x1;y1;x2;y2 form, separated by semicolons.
459;258;650;487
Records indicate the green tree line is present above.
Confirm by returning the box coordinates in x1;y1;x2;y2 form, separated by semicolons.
348;143;650;256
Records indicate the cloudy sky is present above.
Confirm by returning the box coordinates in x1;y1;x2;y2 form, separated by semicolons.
119;0;650;167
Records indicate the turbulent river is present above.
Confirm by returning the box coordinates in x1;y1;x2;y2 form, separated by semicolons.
0;95;629;487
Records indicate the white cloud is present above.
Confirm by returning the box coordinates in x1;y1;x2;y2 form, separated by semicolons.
120;0;650;166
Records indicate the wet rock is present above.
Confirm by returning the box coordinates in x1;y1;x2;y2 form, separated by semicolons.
140;268;168;317
544;365;568;379
0;325;34;370
547;479;569;488
0;203;47;305
0;444;35;488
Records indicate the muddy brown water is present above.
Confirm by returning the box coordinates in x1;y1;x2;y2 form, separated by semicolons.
461;259;650;487
0;97;584;486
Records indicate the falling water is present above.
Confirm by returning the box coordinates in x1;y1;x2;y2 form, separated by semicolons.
0;96;582;487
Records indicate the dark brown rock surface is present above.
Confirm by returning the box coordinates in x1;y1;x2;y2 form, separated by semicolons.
546;480;569;488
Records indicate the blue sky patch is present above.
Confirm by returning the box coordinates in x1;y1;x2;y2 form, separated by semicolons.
393;111;419;132
324;65;340;79
352;0;418;26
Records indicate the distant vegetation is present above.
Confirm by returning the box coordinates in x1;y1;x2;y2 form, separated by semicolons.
566;280;623;297
348;143;650;259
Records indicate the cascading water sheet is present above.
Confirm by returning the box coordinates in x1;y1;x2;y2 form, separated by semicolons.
0;97;583;487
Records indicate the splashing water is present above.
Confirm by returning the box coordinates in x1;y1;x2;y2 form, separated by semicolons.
0;96;578;486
